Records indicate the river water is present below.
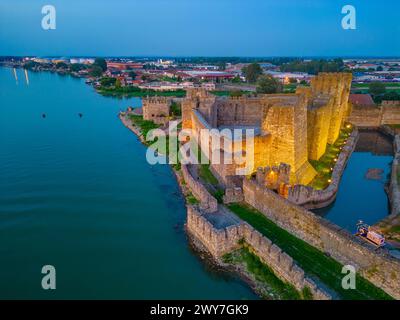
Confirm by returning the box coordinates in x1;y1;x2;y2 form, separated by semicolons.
0;68;256;299
314;130;393;233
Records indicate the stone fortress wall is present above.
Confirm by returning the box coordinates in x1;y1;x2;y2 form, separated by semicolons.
187;205;331;300
286;129;359;209
181;73;352;187
388;135;400;217
178;75;400;299
181;164;218;213
142;97;172;125
181;161;330;299
242;176;400;299
348;100;400;128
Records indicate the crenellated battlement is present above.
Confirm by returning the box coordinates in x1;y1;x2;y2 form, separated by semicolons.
181;72;352;185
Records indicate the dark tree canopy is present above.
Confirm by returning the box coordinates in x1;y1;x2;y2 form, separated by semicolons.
280;58;344;75
369;82;386;96
100;77;117;86
69;63;86;72
242;63;263;83
256;75;283;94
93;58;107;72
89;65;104;77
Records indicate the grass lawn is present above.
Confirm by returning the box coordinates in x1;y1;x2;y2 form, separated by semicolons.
228;203;393;300
98;87;186;98
309;127;352;190
352;82;400;88
198;164;224;202
129;114;160;138
223;246;303;300
211;90;252;97
199;164;219;186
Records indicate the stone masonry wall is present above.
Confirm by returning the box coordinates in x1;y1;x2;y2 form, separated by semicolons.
381;101;400;125
142;97;171;125
186;205;331;299
181;164;218;213
347;101;400;128
388;135;400;217
287;129;358;209
242;177;400;299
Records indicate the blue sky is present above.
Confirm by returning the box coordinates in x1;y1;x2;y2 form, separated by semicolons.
0;0;399;57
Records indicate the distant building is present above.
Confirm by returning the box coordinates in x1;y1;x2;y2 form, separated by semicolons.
182;70;235;82
267;71;310;83
349;94;375;107
107;62;143;71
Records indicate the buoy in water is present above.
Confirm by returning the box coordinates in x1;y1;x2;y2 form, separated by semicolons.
78;113;83;118
42;114;46;118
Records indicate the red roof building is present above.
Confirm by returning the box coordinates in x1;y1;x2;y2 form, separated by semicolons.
349;94;375;107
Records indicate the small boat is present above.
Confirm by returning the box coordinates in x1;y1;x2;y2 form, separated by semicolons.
42;113;46;118
356;220;385;247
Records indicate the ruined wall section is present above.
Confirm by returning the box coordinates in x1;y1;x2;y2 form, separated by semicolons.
182;164;218;213
347;101;400;127
142;97;171;125
347;105;382;127
186;205;331;299
381;101;400;125
242;176;400;299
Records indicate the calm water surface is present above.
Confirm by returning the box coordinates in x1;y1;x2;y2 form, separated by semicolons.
0;68;256;299
315;131;393;233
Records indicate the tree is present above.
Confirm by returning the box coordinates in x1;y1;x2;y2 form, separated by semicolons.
217;62;226;71
89;65;103;77
70;63;86;72
289;77;297;84
256;75;282;94
100;77;116;86
382;91;400;101
229;90;243;97
128;71;137;79
376;66;383;71
56;62;68;69
93;58;107;72
242;63;263;83
369;82;386;96
170;101;182;116
231;75;242;83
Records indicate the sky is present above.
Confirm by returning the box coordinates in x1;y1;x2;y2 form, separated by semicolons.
0;0;399;57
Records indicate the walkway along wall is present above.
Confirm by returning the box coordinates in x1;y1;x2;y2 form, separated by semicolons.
181;164;218;213
186;205;331;299
242;177;400;299
287;129;358;209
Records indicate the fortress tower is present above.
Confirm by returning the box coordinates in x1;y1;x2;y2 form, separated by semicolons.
142;96;172;125
305;72;352;160
181;73;352;187
261;95;316;184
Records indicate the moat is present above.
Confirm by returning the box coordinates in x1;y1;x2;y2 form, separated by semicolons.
0;68;257;299
1;68;397;299
314;130;393;232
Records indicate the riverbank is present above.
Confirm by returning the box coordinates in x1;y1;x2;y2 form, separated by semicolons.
119;111;397;299
119;111;311;299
